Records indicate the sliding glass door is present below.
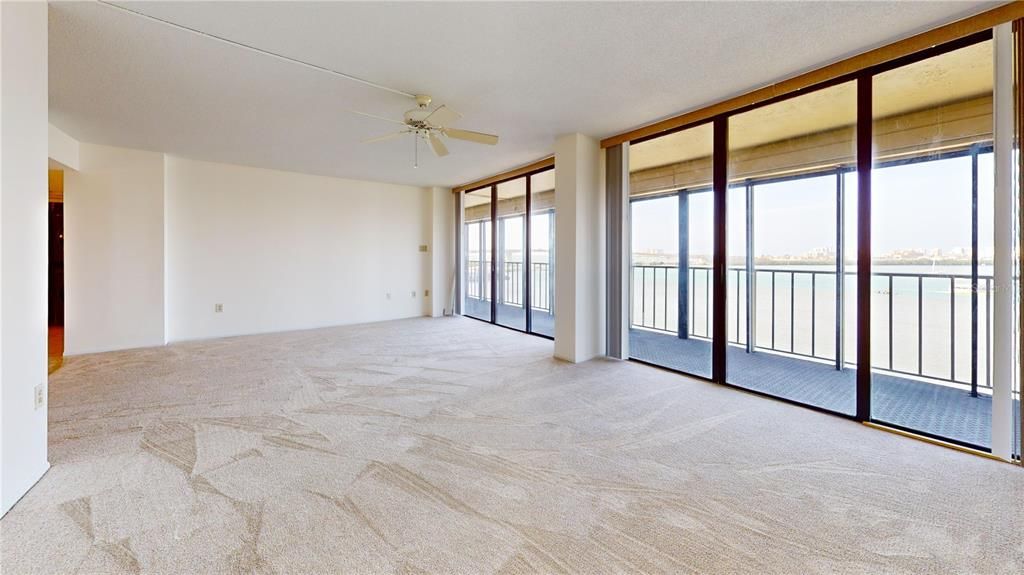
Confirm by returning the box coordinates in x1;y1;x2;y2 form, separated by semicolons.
871;38;995;448
496;178;527;330
724;81;859;414
461;166;556;338
628;123;714;378
463;187;492;322
530;169;556;337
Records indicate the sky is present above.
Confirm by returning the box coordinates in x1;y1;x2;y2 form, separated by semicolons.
631;152;995;260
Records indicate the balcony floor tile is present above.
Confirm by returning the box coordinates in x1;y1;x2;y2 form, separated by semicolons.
629;329;1011;450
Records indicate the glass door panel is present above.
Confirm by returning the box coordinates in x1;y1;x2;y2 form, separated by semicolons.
726;81;858;415
530;169;556;337
463;187;492;322
628;122;714;378
871;39;994;448
496;178;527;330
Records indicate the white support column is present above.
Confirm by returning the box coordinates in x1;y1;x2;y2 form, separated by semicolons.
991;22;1014;461
554;134;605;362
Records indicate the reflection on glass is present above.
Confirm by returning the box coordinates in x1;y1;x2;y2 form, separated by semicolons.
463;187;492;321
871;39;994;448
628;122;714;378
726;81;858;415
530;169;556;337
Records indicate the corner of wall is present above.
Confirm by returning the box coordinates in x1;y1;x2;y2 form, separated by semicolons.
48;123;80;171
160;154;171;346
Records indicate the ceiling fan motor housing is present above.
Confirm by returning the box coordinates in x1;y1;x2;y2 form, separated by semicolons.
404;108;433;126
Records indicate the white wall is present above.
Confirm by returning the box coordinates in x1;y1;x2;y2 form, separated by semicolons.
64;144;166;355
1;0;50;516
48;123;79;171
165;155;432;341
430;187;455;317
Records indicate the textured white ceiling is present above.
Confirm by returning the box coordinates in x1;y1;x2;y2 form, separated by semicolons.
49;1;1001;188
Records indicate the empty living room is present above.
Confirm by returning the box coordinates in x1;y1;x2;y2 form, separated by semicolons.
3;1;1024;573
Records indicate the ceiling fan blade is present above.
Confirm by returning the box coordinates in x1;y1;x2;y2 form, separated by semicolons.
350;109;407;126
362;131;408;144
423;105;462;128
444;128;499;146
428;133;449;157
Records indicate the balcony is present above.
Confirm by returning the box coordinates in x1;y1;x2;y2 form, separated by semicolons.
631;264;1013;450
465;259;1017;450
465;261;555;337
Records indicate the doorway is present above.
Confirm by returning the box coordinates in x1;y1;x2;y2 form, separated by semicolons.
48;169;64;373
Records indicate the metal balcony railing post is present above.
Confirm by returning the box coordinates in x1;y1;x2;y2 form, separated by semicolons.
790;272;795;352
771;271;777;349
986;277;991;388
918;276;923;375
835;168;845;370
496;218;506;306
678;189;690;339
478;222;486;303
705;269;711;337
888;275;894;370
734;269;740;344
811;273;817;358
950;277;956;382
641;267;647;327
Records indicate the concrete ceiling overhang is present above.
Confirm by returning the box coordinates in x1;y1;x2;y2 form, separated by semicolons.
49;1;1003;188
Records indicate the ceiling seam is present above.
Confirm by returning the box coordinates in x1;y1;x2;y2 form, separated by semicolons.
95;0;416;100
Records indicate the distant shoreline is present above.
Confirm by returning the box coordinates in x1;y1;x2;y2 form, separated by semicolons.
633;257;991;267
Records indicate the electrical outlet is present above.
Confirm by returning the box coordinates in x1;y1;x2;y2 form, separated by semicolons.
386;292;391;300
411;291;416;298
215;303;223;313
424;289;430;297
419;245;429;253
34;383;45;410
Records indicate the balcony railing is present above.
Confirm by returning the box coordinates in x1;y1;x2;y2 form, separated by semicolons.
631;264;994;390
465;260;490;301
466;261;552;313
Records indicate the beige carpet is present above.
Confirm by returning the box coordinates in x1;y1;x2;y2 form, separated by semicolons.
1;316;1022;574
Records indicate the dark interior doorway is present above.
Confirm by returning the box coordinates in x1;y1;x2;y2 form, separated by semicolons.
48;201;64;327
48;169;64;373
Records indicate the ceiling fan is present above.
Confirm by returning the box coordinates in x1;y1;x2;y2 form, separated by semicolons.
353;95;499;167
